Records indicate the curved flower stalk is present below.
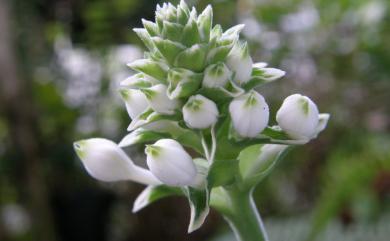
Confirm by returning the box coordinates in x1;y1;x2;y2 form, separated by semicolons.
73;1;329;240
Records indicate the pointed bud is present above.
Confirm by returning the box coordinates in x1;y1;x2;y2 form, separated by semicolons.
141;84;179;115
73;138;160;185
202;62;231;88
119;89;149;119
183;95;219;129
145;139;197;186
276;94;320;140
229;91;269;138
226;41;253;85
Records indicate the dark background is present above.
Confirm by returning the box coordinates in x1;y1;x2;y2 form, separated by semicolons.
0;0;389;240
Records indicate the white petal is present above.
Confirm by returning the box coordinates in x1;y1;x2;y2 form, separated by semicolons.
253;62;268;68
145;139;197;186
202;62;231;88
143;84;178;114
229;91;269;138
314;113;330;136
261;68;286;81
276;94;319;140
183;95;219;129
119;89;149;119
226;42;253;85
74;138;160;185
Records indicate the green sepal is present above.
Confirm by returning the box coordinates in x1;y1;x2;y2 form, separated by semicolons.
127;59;168;84
133;28;156;52
181;18;202;47
197;80;244;103
162;21;184;42
133;185;182;213
197;5;213;42
167;68;202;99
127;108;180;131
177;2;190;25
183;186;210;233
206;44;233;65
174;44;207;72
210;24;223;42
142;19;160;36
152;37;185;65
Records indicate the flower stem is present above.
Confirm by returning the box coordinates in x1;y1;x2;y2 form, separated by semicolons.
211;186;269;241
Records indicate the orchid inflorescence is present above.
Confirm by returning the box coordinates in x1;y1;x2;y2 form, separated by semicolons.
74;0;329;237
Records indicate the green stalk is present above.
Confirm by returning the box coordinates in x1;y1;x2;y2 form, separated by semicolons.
211;186;269;241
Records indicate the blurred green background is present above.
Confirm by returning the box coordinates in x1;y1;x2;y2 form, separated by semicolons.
0;0;389;240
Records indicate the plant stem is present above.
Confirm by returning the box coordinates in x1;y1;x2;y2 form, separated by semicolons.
211;187;269;241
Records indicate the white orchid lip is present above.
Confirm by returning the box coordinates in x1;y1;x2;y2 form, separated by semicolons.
276;94;320;140
141;84;179;115
119;88;149;119
226;41;253;85
74;138;161;185
145;139;197;187
202;62;231;88
183;95;219;129
229;90;269;138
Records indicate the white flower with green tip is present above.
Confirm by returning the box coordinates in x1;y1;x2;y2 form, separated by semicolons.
183;94;219;129
145;139;197;186
73;138;160;185
141;84;179;115
119;88;149;119
226;41;253;85
229;90;269;137
276;94;328;140
202;62;231;88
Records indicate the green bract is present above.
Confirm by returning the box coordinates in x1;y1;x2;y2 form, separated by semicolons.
74;1;329;239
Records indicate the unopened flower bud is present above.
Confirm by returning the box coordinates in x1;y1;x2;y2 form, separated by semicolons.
119;89;149;119
229;91;269;138
183;95;219;129
202;62;231;88
145;139;197;186
276;94;319;140
226;41;253;85
74;138;160;185
141;84;178;114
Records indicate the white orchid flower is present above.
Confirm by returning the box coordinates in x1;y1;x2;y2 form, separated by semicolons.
145;139;197;186
229;90;269;137
119;89;149;119
183;95;219;129
73;138;161;185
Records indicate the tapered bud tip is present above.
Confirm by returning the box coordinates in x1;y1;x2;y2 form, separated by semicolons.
276;94;320;140
146;139;197;186
73;141;85;159
183;95;219;129
229;91;269;138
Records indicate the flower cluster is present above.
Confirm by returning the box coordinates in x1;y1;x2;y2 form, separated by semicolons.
74;0;329;233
